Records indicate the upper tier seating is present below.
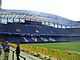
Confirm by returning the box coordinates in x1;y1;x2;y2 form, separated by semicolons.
1;24;80;36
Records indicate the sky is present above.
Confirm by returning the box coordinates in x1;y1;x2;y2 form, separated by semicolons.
1;0;80;21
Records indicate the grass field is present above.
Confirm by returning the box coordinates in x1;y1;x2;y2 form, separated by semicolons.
25;42;80;52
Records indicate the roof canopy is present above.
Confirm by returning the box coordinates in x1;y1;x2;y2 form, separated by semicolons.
0;9;79;26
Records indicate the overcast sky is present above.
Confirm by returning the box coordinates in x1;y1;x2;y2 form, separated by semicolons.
1;0;80;21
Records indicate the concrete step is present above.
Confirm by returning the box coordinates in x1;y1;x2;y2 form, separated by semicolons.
10;47;42;60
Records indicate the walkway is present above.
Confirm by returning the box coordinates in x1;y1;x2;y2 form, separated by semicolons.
11;47;43;60
0;47;42;60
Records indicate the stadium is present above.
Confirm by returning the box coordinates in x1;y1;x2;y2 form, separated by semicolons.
0;0;80;60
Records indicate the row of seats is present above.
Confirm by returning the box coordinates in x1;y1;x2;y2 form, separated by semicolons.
7;36;80;43
1;24;80;36
6;37;56;43
7;36;80;42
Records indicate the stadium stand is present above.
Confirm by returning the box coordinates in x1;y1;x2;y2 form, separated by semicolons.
1;1;80;60
0;9;80;42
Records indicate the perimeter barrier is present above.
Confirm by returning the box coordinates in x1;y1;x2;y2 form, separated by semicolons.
9;43;80;60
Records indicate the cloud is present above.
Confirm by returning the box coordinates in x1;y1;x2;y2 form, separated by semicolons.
2;0;80;21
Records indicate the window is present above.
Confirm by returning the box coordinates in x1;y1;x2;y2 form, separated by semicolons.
55;23;57;28
14;19;19;23
45;22;49;26
20;19;25;23
58;24;61;28
1;18;7;24
67;26;71;28
8;18;13;23
62;25;65;29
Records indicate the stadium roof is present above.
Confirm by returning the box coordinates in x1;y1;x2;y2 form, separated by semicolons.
0;9;49;22
0;9;79;26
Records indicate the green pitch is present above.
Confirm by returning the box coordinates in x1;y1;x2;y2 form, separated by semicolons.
25;42;80;52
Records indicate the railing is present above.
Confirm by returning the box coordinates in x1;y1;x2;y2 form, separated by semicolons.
10;49;26;60
9;43;80;60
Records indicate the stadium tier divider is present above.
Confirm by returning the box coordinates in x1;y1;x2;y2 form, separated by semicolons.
9;43;80;60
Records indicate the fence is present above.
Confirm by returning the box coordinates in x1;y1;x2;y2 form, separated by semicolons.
9;43;80;60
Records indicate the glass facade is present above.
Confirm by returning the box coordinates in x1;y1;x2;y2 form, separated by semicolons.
0;18;78;29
